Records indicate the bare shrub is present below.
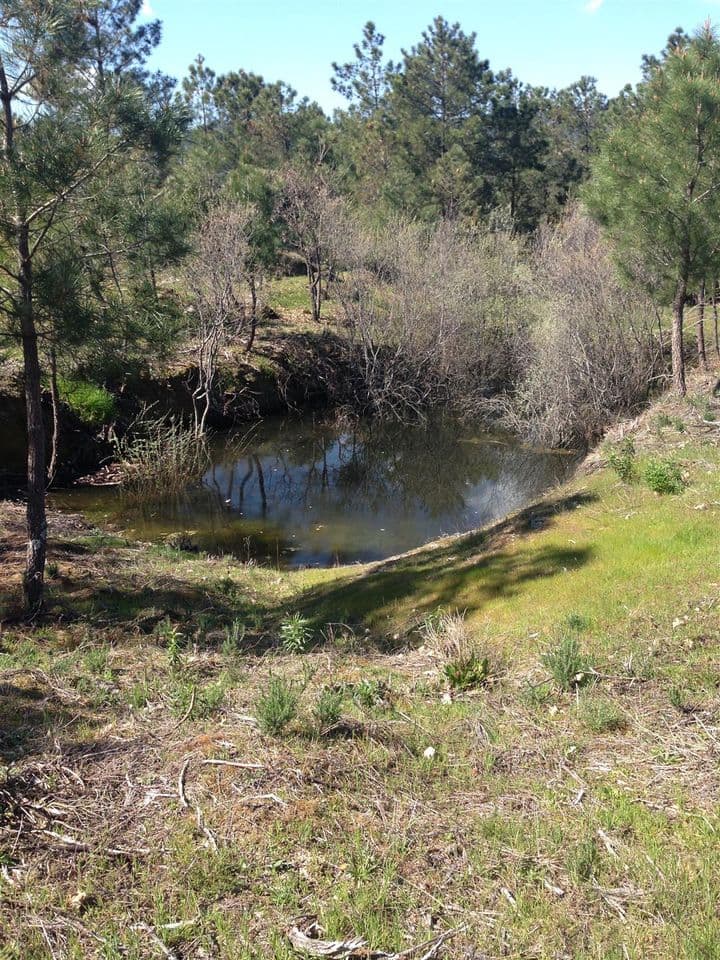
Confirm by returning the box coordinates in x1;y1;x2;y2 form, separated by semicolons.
332;217;528;420
275;166;350;323
500;207;663;447
184;201;264;435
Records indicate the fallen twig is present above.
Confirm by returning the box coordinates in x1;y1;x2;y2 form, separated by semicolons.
201;759;265;770
287;919;464;959
177;758;191;809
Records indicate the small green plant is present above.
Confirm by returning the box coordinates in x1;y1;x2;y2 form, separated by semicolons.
689;395;717;422
46;561;59;579
607;438;636;482
84;646;110;676
313;686;344;730
579;695;627;733
222;619;246;656
566;836;599;882
352;677;390;707
129;682;150;710
198;677;228;716
669;683;690;712
565;611;591;633
156;617;185;669
521;681;554;707
443;652;490;691
59;378;115;426
655;413;686;433
643;457;685;495
541;634;594;691
256;676;300;735
279;613;312;654
218;576;236;597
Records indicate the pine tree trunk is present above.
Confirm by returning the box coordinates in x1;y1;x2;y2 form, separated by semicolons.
48;346;60;486
714;281;720;358
697;281;707;370
672;278;687;397
19;225;47;614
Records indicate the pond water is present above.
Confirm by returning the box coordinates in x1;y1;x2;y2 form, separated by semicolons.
51;416;578;568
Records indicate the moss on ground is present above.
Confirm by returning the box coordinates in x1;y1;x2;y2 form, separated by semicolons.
1;370;719;959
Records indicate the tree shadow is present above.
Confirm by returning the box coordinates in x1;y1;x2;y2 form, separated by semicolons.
294;490;598;629
0;678;94;763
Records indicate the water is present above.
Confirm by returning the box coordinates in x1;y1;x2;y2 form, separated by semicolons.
51;416;578;568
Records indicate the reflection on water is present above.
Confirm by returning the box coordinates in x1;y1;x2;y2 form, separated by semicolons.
52;416;578;567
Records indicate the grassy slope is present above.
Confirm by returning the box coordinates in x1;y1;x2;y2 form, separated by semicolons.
1;370;719;959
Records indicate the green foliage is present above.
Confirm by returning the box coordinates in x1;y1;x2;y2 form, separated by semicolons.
156;617;185;669
279;613;312;654
566;836;599;882
84;646;110;676
541;635;594;691
579;695;628;733
442;652;490;691
565;611;591;633
643;458;685;495
256;676;300;735
222;619;246;656
352;677;390;708
521;681;554;707
585;24;720;394
669;684;690;712
59;379;115;426
607;438;636;482
656;413;686;432
313;686;344;730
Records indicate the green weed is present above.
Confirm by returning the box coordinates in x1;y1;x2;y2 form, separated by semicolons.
607;438;636;482
643;457;685;495
256;676;301;735
541;634;594;691
279;613;312;654
442;652;490;691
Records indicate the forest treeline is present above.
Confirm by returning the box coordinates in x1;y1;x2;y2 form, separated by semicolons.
2;1;720;611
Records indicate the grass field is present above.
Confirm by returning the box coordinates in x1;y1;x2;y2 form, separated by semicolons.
1;369;719;959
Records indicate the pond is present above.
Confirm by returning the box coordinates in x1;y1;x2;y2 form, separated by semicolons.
51;416;578;568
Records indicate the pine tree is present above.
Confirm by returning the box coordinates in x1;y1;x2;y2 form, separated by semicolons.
585;24;720;395
0;0;183;612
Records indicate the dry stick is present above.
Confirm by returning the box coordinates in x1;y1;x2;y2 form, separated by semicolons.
177;758;191;809
201;759;264;770
42;830;149;856
132;923;181;960
195;805;218;851
230;787;287;807
396;926;466;960
171;687;196;731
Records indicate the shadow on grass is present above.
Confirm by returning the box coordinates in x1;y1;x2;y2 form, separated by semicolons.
0;679;93;763
295;490;598;629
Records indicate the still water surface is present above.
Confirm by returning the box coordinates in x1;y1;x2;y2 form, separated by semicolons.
52;416;577;567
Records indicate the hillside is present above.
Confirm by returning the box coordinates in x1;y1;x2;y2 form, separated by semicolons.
1;368;719;959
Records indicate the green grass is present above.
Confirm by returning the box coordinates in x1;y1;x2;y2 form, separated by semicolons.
58;378;116;426
1;379;719;958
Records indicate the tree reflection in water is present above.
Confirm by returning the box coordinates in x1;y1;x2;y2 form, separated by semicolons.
53;415;578;567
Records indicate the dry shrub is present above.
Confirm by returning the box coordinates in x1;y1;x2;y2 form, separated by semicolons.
332;217;529;420
502;207;664;447
185;201;262;435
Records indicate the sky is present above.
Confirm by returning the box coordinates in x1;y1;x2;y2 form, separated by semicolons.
141;1;720;111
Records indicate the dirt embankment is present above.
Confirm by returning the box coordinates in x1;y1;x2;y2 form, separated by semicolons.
0;329;355;489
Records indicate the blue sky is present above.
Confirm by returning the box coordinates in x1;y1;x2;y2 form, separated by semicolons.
141;1;720;111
